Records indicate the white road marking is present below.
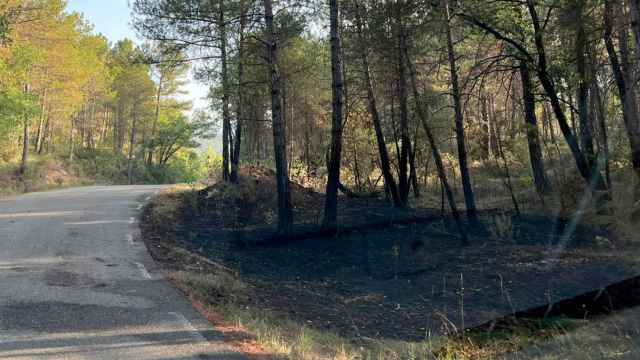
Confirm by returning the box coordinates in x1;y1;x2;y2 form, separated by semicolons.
129;217;136;224
134;262;151;279
145;196;151;201
137;204;143;210
168;312;209;344
65;220;131;226
125;234;134;245
0;211;79;219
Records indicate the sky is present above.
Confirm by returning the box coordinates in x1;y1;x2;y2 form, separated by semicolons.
66;0;211;117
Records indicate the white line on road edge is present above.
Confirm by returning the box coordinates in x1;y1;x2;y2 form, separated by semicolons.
168;312;209;344
134;262;151;279
65;220;131;226
125;234;134;245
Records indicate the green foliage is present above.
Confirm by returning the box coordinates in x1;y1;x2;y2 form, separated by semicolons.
0;1;209;190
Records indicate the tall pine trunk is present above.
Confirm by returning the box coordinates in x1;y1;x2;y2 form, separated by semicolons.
19;83;30;176
230;1;247;183
354;8;402;207
148;72;163;166
519;62;552;195
406;53;468;245
604;0;640;199
443;0;478;223
396;5;410;205
127;103;138;185
219;0;231;181
323;0;345;230
526;0;607;198
264;0;293;237
574;0;597;169
19;118;29;176
627;0;640;65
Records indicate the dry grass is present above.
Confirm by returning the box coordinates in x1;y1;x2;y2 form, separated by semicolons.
506;307;640;359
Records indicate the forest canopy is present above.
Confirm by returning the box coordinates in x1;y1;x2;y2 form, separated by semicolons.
0;0;212;187
131;0;640;237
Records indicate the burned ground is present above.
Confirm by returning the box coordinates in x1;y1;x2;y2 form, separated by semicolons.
141;171;637;346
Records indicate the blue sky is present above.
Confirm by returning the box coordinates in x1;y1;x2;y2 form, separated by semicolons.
67;1;139;43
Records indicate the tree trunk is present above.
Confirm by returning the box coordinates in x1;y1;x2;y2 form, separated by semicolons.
526;0;608;200
604;0;640;198
591;79;612;189
407;53;468;245
127;103;138;185
38;110;49;155
519;62;552;195
19;118;29;176
323;0;345;230
354;8;402;207
230;1;247;183
409;137;420;198
480;93;490;159
69;115;75;162
148;72;163;166
19;83;30;176
574;0;597;169
219;0;231;181
443;0;478;223
264;0;293;237
34;89;46;152
627;0;640;65
396;6;411;205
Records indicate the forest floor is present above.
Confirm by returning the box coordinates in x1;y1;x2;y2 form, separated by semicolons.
141;167;640;359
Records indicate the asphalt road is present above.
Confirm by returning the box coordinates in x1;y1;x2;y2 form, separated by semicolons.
0;186;246;360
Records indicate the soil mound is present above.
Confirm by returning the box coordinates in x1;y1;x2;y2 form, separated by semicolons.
198;165;321;228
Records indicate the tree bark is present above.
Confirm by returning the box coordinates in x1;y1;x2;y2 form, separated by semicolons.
519;62;552;195
627;0;640;65
354;8;402;207
69;114;75;162
127;102;138;185
34;88;46;153
443;0;478;223
230;0;247;183
19;118;29;176
526;0;607;196
323;0;345;230
406;53;468;245
591;79;612;189
219;0;231;181
19;83;30;176
574;0;597;169
604;0;640;197
264;0;293;237
148;72;163;166
396;4;411;205
409;137;420;198
38;110;49;154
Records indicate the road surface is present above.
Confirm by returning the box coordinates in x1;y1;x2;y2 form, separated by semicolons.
0;186;246;360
